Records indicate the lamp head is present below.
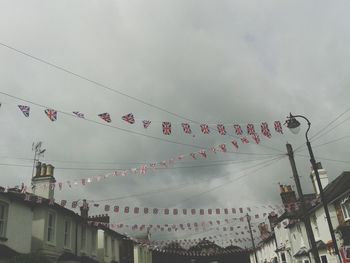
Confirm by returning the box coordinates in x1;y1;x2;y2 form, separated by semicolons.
286;113;301;134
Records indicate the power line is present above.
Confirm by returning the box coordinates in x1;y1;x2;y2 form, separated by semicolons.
0;41;283;154
0;90;280;157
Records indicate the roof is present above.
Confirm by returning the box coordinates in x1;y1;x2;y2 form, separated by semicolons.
323;171;350;203
293;247;309;257
0;244;19;259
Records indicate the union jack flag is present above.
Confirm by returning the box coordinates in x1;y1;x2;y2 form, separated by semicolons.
72;111;84;118
233;124;243;135
162;122;171;135
252;133;260;144
217;124;226;135
261;122;271;138
142;120;151;129
122;113;135;124
72;201;78;208
231;140;239;149
181;123;192;134
45;109;57;121
274;121;283;134
210;147;217;154
219;144;227;152
241;137;249;144
18;105;30;117
190;153;197;159
247;124;255;135
98;112;111;123
139;165;147;175
200;124;210;134
198;150;207;158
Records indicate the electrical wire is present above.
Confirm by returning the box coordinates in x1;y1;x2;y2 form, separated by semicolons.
0;90;280;157
0;42;284;154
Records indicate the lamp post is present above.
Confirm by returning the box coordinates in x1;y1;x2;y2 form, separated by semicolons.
286;113;341;263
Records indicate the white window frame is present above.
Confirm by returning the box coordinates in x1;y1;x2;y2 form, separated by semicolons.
0;201;9;238
47;211;56;245
63;219;72;249
341;198;350;221
280;252;287;263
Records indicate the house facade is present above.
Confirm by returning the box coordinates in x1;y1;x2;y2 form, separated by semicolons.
250;164;350;263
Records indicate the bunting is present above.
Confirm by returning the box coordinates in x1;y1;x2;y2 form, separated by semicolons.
200;124;210;134
162;122;172;135
18;105;30;117
98;113;111;123
44;109;57;121
122;113;135;124
142;120;151;129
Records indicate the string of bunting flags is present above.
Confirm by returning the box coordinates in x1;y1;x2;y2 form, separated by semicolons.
13;104;284;137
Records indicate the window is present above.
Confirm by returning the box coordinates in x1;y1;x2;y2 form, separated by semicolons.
0;202;8;238
47;212;56;243
297;224;302;233
111;239;115;258
81;225;86;250
346;246;350;259
281;252;287;263
64;220;71;248
104;234;108;256
341;199;350;221
91;230;97;253
320;255;328;263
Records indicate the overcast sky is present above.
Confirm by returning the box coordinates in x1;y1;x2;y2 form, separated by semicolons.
1;0;350;247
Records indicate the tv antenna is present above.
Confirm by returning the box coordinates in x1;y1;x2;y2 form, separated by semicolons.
31;142;46;178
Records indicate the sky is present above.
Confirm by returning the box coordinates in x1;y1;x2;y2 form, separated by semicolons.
1;0;350;248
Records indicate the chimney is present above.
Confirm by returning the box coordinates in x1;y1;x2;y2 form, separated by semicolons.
80;199;89;219
268;211;279;230
279;184;297;211
310;162;329;196
258;223;270;240
31;163;56;199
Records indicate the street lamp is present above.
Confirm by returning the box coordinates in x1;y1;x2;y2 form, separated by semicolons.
285;113;341;263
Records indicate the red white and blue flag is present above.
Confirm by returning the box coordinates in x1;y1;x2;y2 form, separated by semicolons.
217;124;226;135
45;109;57;121
274;121;283;134
241;137;249;144
162;122;171;135
72;111;85;118
199;150;207;158
98;113;111;123
233;124;243;135
231;140;239;149
219;144;227;152
200;124;210;134
261;122;271;138
122;113;135;124
18;105;30;117
142;120;151;129
252;133;260;144
181;123;192;134
247;124;255;135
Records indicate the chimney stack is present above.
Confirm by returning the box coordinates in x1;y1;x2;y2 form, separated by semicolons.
279;184;298;212
80;199;89;219
31;163;56;199
268;212;279;230
310;162;329;196
258;223;270;240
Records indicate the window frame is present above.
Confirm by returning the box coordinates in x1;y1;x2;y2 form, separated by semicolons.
80;224;87;251
341;199;350;221
320;255;328;263
47;210;57;245
280;252;287;263
91;229;97;255
63;219;72;249
0;201;9;239
104;234;108;256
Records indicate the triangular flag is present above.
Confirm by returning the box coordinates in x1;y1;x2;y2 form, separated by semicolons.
44;109;57;121
18;105;30;117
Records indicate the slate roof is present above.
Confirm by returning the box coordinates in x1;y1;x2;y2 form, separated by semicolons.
323;171;350;203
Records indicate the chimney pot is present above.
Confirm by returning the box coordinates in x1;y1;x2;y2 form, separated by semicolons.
35;162;42;177
40;163;47;176
46;164;55;177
